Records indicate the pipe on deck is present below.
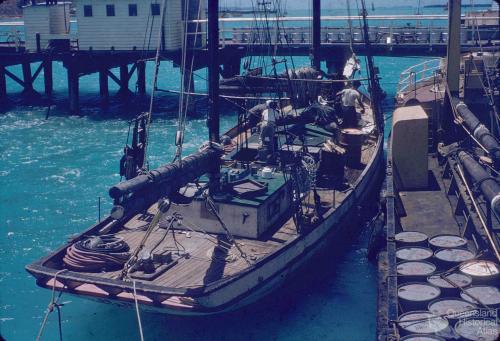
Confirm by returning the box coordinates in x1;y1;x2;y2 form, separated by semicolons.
458;151;500;216
109;148;221;200
452;97;500;162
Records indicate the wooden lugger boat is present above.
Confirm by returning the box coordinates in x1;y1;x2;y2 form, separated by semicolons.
26;96;384;315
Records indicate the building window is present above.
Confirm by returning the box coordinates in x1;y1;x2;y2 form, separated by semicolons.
106;4;115;17
151;3;161;16
83;5;93;17
128;4;138;16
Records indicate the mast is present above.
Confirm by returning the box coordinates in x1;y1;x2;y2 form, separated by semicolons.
359;0;381;123
311;0;321;70
207;0;221;193
208;0;220;142
446;0;461;95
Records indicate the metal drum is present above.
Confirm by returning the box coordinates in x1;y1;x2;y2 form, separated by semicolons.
454;318;499;341
339;128;365;167
395;231;429;247
428;234;467;250
433;248;476;270
460;286;500;308
459;260;500;283
398;311;449;336
396;247;434;262
427;272;473;297
397;261;436;283
398;283;441;310
428;298;477;323
400;335;445;341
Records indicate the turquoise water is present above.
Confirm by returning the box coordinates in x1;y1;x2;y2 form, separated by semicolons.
0;55;430;341
0;7;434;340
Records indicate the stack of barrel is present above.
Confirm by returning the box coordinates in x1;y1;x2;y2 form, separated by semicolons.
394;231;500;340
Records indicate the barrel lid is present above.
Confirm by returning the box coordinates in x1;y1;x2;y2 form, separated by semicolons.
460;286;500;306
396;247;433;261
459;260;500;277
400;335;445;341
428;298;477;320
341;128;364;135
434;248;475;263
427;272;472;289
395;231;428;244
397;261;436;277
454;318;499;341
399;311;449;334
398;283;441;302
429;234;467;249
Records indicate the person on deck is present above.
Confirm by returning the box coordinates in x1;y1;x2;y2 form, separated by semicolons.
337;80;365;128
258;100;279;163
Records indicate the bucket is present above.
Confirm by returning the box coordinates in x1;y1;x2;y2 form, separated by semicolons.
400;335;445;341
454;318;499;341
459;260;500;284
428;298;478;323
396;247;434;262
397;261;437;283
428;234;467;250
427;272;473;297
395;231;429;247
433;248;476;270
460;286;500;309
398;311;449;336
398;283;441;311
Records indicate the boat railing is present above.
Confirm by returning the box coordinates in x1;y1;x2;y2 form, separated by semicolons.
397;58;442;96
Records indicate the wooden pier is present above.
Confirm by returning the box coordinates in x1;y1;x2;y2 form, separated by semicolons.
0;9;498;114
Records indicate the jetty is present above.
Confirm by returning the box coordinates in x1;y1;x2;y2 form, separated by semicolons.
0;1;498;114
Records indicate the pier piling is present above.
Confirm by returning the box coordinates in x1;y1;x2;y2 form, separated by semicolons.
0;66;6;100
99;69;109;102
68;67;80;114
137;61;146;94
43;59;53;97
21;62;35;96
118;65;131;96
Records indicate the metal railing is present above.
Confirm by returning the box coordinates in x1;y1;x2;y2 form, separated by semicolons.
397;58;442;95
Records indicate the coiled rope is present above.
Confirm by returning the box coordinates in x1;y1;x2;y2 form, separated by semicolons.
63;236;130;272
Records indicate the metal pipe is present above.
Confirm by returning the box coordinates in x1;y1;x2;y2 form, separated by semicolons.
458;151;500;218
456;160;500;262
452;97;500;162
109;148;221;200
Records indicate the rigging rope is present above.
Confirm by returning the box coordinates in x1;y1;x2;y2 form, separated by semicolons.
143;0;168;170
36;270;67;341
132;280;145;341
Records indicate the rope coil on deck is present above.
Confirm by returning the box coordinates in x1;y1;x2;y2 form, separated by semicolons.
62;236;130;272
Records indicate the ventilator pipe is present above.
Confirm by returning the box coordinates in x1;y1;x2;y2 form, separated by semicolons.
458;151;500;216
452;97;500;162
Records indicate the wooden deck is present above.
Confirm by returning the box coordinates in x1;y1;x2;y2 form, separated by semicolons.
47;133;377;291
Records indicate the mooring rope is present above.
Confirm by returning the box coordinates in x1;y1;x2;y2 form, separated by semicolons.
132;280;145;341
36;269;67;341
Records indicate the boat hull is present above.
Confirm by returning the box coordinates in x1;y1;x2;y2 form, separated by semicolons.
29;133;384;316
